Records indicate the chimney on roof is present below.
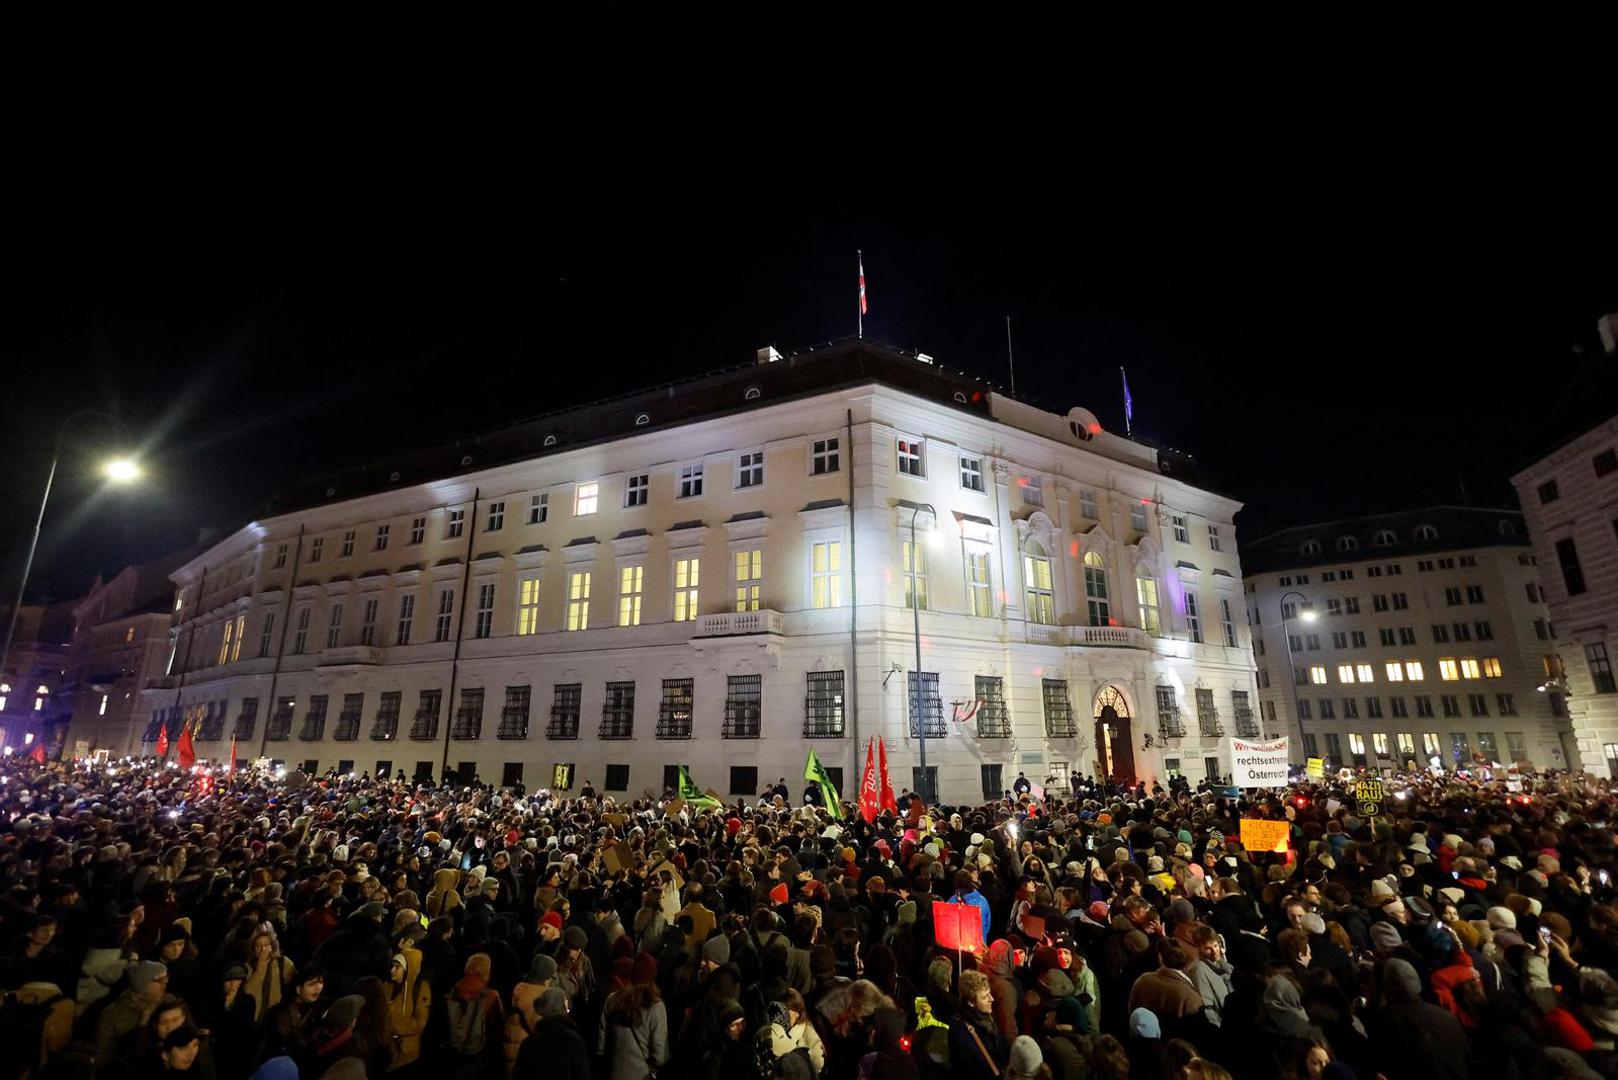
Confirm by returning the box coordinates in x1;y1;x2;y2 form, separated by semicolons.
1600;313;1618;357
756;346;782;365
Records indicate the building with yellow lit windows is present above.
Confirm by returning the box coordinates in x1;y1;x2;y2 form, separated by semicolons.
1243;507;1579;772
135;340;1254;801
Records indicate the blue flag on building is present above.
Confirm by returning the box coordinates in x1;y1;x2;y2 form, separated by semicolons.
1120;367;1133;435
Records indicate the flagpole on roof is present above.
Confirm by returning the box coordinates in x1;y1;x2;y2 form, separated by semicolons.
857;250;865;339
1006;316;1016;396
1121;366;1133;437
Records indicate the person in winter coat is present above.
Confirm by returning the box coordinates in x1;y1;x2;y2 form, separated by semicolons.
425;868;464;923
949;970;1009;1080
255;967;325;1067
313;906;392;998
765;989;826;1075
980;939;1022;1042
1366;957;1470;1080
503;953;556;1076
77;929;134;1013
598;958;669;1080
438;952;504;1080
244;928;295;1024
202;964;258;1080
1126;941;1204;1030
384;950;430;1072
512;987;590;1080
95;960;169;1075
684;996;750;1080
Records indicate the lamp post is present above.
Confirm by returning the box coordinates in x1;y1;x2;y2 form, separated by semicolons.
908;502;936;801
1278;589;1316;760
1;410;141;685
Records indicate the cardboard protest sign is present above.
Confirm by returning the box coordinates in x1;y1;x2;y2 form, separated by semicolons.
932;900;984;953
1240;818;1290;854
1227;737;1289;788
602;813;627;830
602;841;636;875
664;797;685;819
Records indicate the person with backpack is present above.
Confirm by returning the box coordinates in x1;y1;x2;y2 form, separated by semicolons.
512;987;589;1080
597;954;668;1080
438;952;503;1080
502;953;555;1076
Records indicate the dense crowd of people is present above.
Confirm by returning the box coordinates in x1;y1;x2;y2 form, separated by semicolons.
0;754;1615;1080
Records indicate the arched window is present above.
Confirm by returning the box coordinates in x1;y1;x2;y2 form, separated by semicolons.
1023;542;1054;625
1374;530;1396;547
1301;540;1322;556
1336;536;1359;552
1137;573;1161;635
744;386;762;401
1498;519;1516;538
1414;524;1438;542
1083;551;1110;626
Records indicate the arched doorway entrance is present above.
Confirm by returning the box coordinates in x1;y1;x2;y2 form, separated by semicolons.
1094;685;1136;781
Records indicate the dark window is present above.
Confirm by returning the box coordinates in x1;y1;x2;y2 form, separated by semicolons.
663;764;685;794
266;697;295;741
333;693;363;741
1232;690;1257;737
409;690;441;740
413;760;434;781
1042;679;1076;737
824;766;843;795
1557;538;1587;596
605;764;630;791
199;701;226;742
502;762;524;787
336;759;354;775
235;697;259;740
729;765;758;795
723;675;762;738
1539;479;1560;503
981;763;1003;800
909;672;945;738
498;685;531;740
976;676;1011;738
375;759;393;778
451;688;484;740
371;691;401;740
1588;644;1617;694
1196;687;1222;737
912;765;938;802
302;759;319;775
1595;449;1618;477
547;683;581;739
599;682;636;739
804;671;845;738
456;761;476;783
658;678;694;739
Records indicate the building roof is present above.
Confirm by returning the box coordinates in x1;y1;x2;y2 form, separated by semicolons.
1240;505;1527;576
1514;345;1618;473
262;338;1208;516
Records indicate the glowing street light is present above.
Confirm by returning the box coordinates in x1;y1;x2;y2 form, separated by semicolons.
102;458;142;483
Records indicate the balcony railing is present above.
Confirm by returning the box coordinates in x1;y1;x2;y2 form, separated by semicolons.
656;707;692;739
318;645;385;667
1157;711;1187;739
370;711;399;741
723;707;762;739
546;710;580;739
497;707;529;740
1077;625;1151;649
450;708;482;740
408;710;438;741
1198;708;1224;739
599;712;634;740
697;609;783;637
1045;699;1078;738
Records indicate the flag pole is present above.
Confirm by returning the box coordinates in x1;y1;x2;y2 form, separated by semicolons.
1120;366;1133;437
857;250;864;339
1006;316;1016;396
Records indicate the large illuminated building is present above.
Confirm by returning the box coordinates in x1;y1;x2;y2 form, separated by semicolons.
1244;507;1578;773
134;340;1256;802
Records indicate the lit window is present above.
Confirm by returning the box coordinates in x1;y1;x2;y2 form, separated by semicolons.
1439;658;1459;681
1348;733;1366;755
960;456;985;492
673;558;700;622
1397;732;1415;757
99;694;108;716
1482;657;1502;678
1024;544;1054;624
1460;658;1480;680
903;540;928;610
811;541;842;608
218;618;235;665
618;566;643;626
734;549;762;612
736;451;764;488
1405;661;1424;681
566;572;592;630
1385;662;1404;682
1373;732;1390;757
528;493;548;524
897;438;924;476
1338;665;1356;684
1309;665;1328;685
231;614;245;662
966;548;993;617
575;482;599;516
516;576;542;635
34;696;44;711
1137;575;1161;635
1083;552;1109;626
678;463;704;498
125;626;136;642
624;475;649;508
1356;663;1374;683
811;437;840;476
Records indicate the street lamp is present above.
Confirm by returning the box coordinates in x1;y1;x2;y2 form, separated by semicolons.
1;411;142;687
1278;589;1316;758
908;502;936;801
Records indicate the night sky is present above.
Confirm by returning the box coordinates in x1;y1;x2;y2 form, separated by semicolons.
4;102;1614;604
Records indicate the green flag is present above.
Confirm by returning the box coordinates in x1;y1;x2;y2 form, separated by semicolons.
677;766;722;811
804;749;843;819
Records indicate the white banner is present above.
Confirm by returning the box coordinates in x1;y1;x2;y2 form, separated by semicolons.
1227;736;1290;788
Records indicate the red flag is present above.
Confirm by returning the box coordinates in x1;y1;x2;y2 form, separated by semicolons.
28;743;45;765
858;252;868;315
877;737;898;815
155;722;169;758
177;724;196;769
859;738;880;823
228;735;237;775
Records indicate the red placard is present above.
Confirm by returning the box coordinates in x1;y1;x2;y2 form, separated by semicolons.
933;900;984;953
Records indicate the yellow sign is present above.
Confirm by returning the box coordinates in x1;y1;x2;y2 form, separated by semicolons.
552;763;574;791
1240;818;1291;854
1306;758;1325;780
1354;777;1385;804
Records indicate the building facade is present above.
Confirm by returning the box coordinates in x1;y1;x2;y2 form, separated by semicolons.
0;603;74;753
139;341;1255;803
1512;315;1618;775
63;556;189;757
1243;507;1578;773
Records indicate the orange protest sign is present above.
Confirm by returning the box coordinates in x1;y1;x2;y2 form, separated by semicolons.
1240;818;1290;854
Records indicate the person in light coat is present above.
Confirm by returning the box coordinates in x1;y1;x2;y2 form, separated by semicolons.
765;989;825;1075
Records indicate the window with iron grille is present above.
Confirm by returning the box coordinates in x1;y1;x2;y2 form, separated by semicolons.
658;678;694;739
235;697;258;740
802;671;844;737
333;693;363;741
976;676;1011;738
299;695;329;741
600;681;636;739
1231;690;1257;737
409;689;441;740
1196;688;1222;737
199;702;226;742
1042;679;1076;737
452;688;484;740
547;684;581;739
1156;685;1185;738
498;685;531;740
909;672;945;738
266;697;295;741
370;692;401;740
724;674;762;738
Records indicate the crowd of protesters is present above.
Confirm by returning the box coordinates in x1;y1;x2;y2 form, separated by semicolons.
0;754;1615;1080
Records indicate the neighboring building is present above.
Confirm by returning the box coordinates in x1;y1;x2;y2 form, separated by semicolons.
62;554;188;757
1511;313;1618;776
0;603;75;753
1243;506;1578;773
140;339;1255;802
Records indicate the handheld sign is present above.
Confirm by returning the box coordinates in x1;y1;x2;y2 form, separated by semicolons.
1227;737;1290;788
1240;818;1291;854
1353;777;1385;817
932;900;985;953
1306;757;1325;781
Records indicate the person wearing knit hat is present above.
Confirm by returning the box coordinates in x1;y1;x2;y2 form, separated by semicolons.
701;933;731;968
1369;922;1403;954
562;925;588;951
1487;906;1518;931
1006;1034;1045;1080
